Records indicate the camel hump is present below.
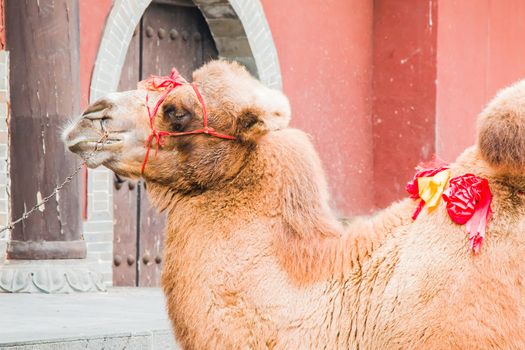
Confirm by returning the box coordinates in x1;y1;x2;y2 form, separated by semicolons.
477;79;525;175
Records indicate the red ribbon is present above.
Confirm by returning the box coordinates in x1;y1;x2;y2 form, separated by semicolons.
407;164;493;253
138;69;236;174
442;174;492;253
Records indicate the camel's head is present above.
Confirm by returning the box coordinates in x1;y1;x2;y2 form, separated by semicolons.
63;61;290;191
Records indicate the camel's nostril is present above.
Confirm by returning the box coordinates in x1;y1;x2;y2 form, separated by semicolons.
84;112;110;121
82;99;114;119
100;117;111;131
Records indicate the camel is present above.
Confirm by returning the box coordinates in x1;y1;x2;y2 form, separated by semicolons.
64;61;525;349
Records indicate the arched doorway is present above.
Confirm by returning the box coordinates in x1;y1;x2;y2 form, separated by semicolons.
87;0;281;287
113;1;218;286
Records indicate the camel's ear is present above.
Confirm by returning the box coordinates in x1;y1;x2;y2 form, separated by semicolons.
236;93;292;143
236;107;268;143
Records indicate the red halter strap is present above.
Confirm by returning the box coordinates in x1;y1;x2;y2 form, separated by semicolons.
138;68;236;174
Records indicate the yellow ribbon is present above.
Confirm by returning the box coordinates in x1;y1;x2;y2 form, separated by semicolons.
417;169;451;209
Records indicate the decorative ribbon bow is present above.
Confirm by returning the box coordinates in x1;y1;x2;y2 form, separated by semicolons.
442;174;492;254
137;68;236;174
406;166;450;220
417;169;452;209
406;165;493;254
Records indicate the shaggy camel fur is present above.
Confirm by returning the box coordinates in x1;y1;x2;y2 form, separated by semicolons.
64;61;525;349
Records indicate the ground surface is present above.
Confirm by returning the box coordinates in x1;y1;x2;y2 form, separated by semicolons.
0;287;178;349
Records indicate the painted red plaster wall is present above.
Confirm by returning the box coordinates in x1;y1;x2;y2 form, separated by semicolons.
436;0;525;162
261;0;375;215
79;0;113;109
372;0;438;208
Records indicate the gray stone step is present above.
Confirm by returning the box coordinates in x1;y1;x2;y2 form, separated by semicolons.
0;288;179;350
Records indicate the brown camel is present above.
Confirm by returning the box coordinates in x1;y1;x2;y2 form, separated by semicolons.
64;61;525;349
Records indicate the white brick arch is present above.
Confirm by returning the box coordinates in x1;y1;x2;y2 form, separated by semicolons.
86;0;282;285
90;0;282;102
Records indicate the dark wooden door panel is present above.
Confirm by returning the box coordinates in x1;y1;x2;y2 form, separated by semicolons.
113;29;140;286
138;182;164;287
113;2;218;287
138;2;217;287
141;3;218;79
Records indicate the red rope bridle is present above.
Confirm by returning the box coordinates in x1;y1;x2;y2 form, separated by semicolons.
138;68;236;174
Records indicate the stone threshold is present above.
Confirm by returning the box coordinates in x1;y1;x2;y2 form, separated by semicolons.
0;330;175;350
0;287;178;350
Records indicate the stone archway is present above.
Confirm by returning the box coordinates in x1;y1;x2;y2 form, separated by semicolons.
90;0;281;102
86;0;282;285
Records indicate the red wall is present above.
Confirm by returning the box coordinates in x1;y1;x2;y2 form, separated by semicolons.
372;0;437;208
261;0;375;215
79;0;113;109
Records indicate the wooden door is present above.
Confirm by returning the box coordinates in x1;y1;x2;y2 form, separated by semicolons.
112;1;218;287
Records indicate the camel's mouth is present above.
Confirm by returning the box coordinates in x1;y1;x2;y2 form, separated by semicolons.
66;129;125;152
64;126;127;168
66;136;124;153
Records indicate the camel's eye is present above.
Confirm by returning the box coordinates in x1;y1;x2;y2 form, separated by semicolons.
163;105;191;132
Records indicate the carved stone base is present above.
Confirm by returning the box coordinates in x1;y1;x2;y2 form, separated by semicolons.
0;260;106;293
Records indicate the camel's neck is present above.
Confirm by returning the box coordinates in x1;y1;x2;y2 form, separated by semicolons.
254;131;414;284
148;129;414;286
